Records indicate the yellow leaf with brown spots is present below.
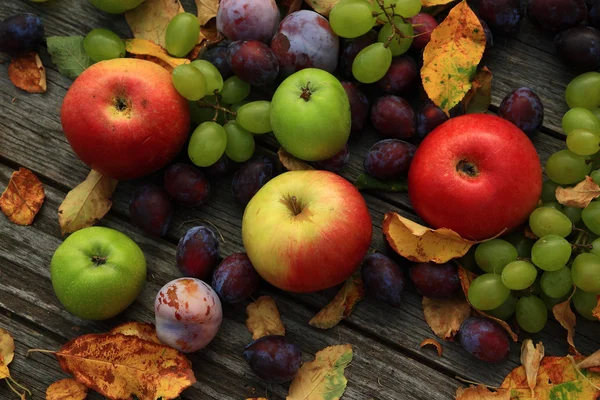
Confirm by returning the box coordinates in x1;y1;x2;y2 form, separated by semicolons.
309;272;364;329
422;296;471;340
246;296;285;340
552;289;579;355
125;39;190;73
420;338;443;357
46;378;88;400
8;52;46;93
0;168;45;226
195;0;219;25
556;176;600;208
278;148;315;171
125;0;184;48
109;322;160;344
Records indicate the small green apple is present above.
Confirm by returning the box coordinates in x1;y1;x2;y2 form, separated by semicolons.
89;0;146;14
270;68;351;161
50;226;147;320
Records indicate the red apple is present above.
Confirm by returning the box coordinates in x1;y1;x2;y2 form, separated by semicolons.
60;59;190;180
408;114;542;241
241;170;372;293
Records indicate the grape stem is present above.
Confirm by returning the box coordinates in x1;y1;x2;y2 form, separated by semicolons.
196;92;237;122
376;0;403;47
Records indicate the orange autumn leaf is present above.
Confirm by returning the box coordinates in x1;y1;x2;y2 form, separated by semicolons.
455;385;510;399
556;176;600;208
462;66;492;114
246;296;285;340
0;328;15;379
420;338;443;357
0;168;45;226
8;52;46;93
309;272;364;329
383;212;475;263
552;289;579;355
109;322;160;344
422;296;471;340
46;378;88;400
278;148;315;171
520;339;545;398
125;39;190;72
125;0;184;48
594;295;600;321
421;0;486;115
421;0;455;6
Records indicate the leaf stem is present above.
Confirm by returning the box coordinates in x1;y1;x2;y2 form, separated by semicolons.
7;377;31;397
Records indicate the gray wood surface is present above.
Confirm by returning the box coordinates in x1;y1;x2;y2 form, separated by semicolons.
0;0;598;399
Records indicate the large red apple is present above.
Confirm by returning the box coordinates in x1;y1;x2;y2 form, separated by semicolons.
60;58;190;180
241;170;372;293
408;114;542;241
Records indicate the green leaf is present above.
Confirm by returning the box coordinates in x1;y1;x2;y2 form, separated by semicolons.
354;173;408;192
46;36;93;80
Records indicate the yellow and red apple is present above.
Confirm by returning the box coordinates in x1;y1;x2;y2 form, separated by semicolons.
60;58;190;180
241;170;372;293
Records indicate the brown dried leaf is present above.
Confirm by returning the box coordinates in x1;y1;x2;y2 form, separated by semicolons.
46;378;88;400
462;66;492;114
578;349;600;369
520;339;544;398
125;0;184;48
455;385;510;399
196;0;219;25
246;296;285;340
8;52;46;93
552;289;579;355
422;0;455;5
57;170;118;236
556;176;600;208
309;273;364;329
278;148;315;171
109;322;160;344
0;168;45;226
422;296;471;341
52;333;195;400
125;39;190;72
304;0;340;16
594;295;600;321
420;338;443;357
383;212;475;263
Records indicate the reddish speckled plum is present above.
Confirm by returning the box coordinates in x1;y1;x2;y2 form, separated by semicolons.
270;10;339;76
176;226;220;280
227;40;279;86
458;317;510;363
216;0;280;43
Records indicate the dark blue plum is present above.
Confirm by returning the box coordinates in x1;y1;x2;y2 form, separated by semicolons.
498;87;544;137
361;253;405;308
200;45;233;79
378;56;418;95
527;0;587;33
203;154;237;177
478;0;523;34
0;13;44;57
417;101;448;140
312;144;350;173
591;0;600;30
341;81;370;135
163;163;210;207
232;156;275;206
371;96;416;139
212;253;260;303
129;184;173;237
176;226;220;280
458;317;510;363
364;139;416;180
243;335;302;383
480;19;493;56
409;262;460;298
227;40;279;86
555;26;600;73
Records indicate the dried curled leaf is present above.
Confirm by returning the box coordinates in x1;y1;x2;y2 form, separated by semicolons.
383;212;475;263
125;39;190;72
420;338;443;357
287;344;352;400
8;52;46;93
422;0;455;6
521;339;545;398
196;0;219;25
462;66;492;114
578;349;600;370
278;148;314;171
421;0;486;114
125;0;184;48
46;378;88;400
455;385;510;399
0;168;45;226
304;0;340;16
57;170;118;236
552;289;579;355
556;176;600;208
594;296;600;321
246;296;286;340
309;273;364;329
422;296;471;341
109;322;160;344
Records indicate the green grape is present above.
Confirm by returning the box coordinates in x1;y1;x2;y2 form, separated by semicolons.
474;239;518;274
565;71;600;110
501;261;537;290
378;17;414;56
188;96;229;125
562;107;600;135
545;150;592;185
593;108;600;121
223;121;255;163
571;252;600;293
458;246;478;272
393;0;422;17
531;235;572;271
486;293;517;321
573;288;598;320
329;0;376;39
562;206;582;224
188;121;227;167
540;291;569;311
591;169;600;185
502;231;535;259
590;237;600;258
541;180;560;202
236;101;272;134
540;267;573;299
582;201;600;235
566;129;600;156
165;12;200;57
352;42;393;84
539;201;563;211
219;76;251;105
172;64;207;101
515;296;547;333
83;28;125;62
529;207;573;238
467;273;511;311
191;60;224;94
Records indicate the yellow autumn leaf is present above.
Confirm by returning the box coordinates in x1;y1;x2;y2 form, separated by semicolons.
520;339;545;398
196;0;219;25
304;0;340;16
309;272;364;329
0;328;15;368
125;39;190;72
246;296;286;340
556;176;600;208
421;0;486;115
109;322;161;344
278;148;315;171
422;296;471;340
552;289;579;355
125;0;184;48
421;0;455;6
462;66;492;114
383;212;475;263
46;378;88;400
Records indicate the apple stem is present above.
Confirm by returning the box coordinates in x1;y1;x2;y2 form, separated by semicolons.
291;196;300;215
300;83;312;102
92;255;107;266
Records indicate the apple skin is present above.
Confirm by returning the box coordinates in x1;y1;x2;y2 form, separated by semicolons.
242;170;372;293
89;0;145;13
50;226;147;320
270;68;351;162
408;114;542;241
60;58;190;180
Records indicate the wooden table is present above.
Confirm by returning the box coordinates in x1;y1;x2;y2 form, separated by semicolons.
0;1;598;399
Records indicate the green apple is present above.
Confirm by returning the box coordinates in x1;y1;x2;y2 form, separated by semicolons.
270;68;351;161
50;226;147;320
89;0;146;14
